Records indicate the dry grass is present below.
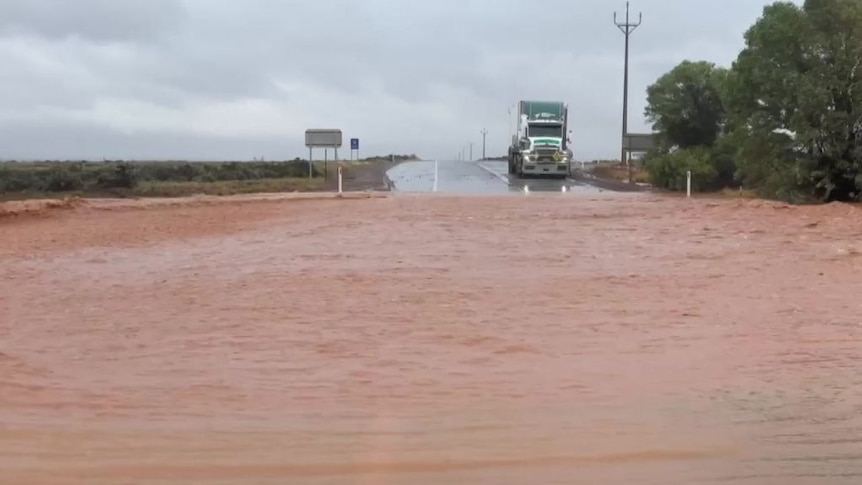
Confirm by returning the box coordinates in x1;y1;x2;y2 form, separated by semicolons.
590;162;650;184
313;159;388;175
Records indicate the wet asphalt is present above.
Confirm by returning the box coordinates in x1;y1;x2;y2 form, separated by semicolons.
386;160;604;194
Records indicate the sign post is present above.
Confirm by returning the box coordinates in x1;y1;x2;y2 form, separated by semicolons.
622;133;655;153
622;132;656;183
305;129;343;178
350;138;359;160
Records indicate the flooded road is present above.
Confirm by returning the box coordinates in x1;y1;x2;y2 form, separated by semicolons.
387;160;602;193
2;193;862;484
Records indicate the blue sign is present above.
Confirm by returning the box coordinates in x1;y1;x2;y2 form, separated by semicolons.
350;138;359;150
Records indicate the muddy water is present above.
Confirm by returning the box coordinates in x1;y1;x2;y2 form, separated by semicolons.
2;192;862;484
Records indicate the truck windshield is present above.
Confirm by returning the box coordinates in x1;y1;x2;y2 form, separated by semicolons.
527;125;562;138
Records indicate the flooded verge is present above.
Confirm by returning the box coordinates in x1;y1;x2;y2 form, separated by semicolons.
2;193;861;484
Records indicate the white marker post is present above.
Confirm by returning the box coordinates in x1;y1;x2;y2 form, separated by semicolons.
686;170;691;198
524;185;530;194
433;160;439;192
338;166;343;194
562;186;567;193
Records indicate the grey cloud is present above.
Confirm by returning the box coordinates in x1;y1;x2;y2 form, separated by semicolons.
0;0;800;160
0;119;295;161
0;0;186;43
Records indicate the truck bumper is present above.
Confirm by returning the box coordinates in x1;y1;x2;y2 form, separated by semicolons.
521;162;570;176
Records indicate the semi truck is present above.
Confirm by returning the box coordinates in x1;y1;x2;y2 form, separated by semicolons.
507;100;572;178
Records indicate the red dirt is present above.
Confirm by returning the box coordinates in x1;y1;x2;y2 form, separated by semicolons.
2;192;861;484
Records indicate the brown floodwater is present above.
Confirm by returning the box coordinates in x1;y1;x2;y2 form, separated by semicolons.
1;192;861;484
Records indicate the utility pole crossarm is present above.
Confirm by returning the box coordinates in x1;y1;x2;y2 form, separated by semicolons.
614;5;642;33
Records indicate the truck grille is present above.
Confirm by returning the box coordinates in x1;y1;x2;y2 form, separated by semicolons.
535;148;559;162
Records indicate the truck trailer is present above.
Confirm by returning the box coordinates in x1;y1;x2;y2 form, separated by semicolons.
507;100;572;178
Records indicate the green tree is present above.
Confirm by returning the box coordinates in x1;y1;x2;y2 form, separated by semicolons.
726;0;862;202
642;60;731;191
644;60;729;150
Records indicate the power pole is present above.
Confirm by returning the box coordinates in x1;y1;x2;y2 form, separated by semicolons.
469;142;473;161
507;106;513;144
615;1;642;184
480;129;488;160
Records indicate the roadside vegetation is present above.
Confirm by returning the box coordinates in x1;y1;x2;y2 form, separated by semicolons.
642;0;862;203
588;160;650;185
0;155;417;200
0;160;324;200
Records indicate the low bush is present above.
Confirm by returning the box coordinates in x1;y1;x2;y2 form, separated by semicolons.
0;160;323;196
644;147;720;192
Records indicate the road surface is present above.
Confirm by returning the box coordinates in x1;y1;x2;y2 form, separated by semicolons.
386;160;604;193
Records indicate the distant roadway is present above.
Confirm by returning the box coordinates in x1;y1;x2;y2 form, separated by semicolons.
386;160;609;194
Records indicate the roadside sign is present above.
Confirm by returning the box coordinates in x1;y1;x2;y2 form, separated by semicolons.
305;129;342;148
349;137;360;160
304;128;342;179
622;133;655;153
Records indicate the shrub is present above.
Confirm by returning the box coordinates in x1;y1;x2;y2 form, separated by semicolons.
645;147;719;192
0;160;323;196
43;166;85;192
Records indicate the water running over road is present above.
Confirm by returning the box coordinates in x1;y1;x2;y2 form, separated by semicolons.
2;194;861;483
387;160;603;193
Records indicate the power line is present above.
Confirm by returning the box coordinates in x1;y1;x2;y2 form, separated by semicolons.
614;1;642;183
480;129;488;160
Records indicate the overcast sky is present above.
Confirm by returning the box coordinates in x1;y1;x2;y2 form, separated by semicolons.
0;0;791;161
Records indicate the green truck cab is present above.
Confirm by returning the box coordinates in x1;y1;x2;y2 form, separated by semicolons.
507;100;572;178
